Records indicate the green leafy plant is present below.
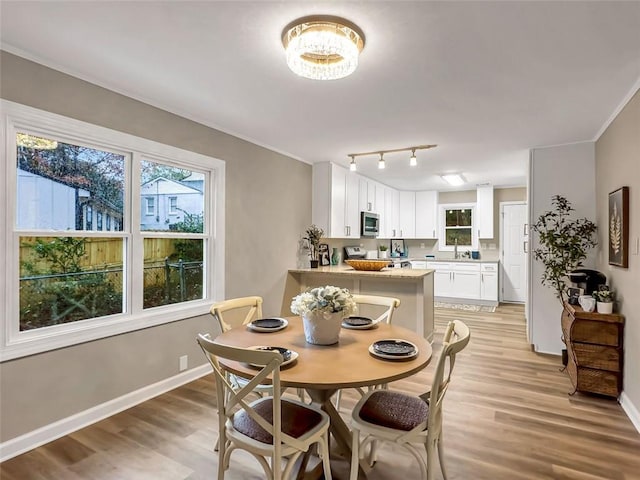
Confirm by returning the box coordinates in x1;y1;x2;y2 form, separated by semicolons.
592;290;615;303
531;195;597;306
303;224;324;261
379;245;388;251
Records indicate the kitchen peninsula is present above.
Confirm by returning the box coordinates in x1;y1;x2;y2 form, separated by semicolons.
284;266;435;341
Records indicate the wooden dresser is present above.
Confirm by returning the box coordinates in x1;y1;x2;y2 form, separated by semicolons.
561;303;624;398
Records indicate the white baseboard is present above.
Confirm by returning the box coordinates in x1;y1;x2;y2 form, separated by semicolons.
0;364;212;462
620;391;640;434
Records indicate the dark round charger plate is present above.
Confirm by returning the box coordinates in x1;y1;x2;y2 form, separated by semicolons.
372;339;417;356
343;316;373;326
255;346;292;362
252;318;285;329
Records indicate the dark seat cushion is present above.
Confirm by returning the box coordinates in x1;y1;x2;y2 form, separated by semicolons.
358;390;429;431
232;398;324;444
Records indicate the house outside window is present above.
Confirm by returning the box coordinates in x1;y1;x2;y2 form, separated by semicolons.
169;196;178;214
439;203;478;251
2;101;225;361
145;197;155;216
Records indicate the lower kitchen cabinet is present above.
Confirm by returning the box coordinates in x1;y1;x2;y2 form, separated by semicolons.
480;262;498;301
427;261;498;304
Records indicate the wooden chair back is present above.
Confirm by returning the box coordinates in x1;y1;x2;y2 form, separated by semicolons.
210;296;263;332
352;294;401;324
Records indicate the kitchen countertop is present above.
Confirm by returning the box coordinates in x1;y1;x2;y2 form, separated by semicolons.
289;265;433;278
382;257;499;263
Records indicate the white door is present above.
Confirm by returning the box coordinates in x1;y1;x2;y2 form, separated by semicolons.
501;203;527;303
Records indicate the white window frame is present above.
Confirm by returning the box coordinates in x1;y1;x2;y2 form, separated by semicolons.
438;203;478;251
169;196;178;215
0;100;226;361
145;196;155;216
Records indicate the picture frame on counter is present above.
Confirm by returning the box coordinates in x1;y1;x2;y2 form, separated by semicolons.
318;243;330;266
389;239;406;257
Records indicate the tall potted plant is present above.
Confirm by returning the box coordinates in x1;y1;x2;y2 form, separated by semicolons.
532;195;598;307
303;224;324;268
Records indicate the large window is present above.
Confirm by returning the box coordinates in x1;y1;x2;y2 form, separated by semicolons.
439;204;478;251
2;101;225;360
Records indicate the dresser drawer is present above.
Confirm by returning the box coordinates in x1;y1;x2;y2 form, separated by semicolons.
571;320;620;347
573;343;621;372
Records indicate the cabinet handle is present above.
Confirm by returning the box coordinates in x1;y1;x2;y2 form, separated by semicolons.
400;230;403;237
523;241;528;253
481;273;484;282
433;229;436;238
523;223;529;236
368;202;372;211
478;229;481;238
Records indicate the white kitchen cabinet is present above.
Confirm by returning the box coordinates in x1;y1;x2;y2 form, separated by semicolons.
359;177;382;214
477;185;494;239
312;162;359;238
480;262;499;301
426;261;481;300
399;191;416;238
415;190;438;239
380;187;400;238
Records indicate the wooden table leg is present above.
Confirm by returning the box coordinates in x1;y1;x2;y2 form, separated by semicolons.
305;388;370;479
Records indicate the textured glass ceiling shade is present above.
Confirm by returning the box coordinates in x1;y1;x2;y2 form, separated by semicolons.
282;16;365;81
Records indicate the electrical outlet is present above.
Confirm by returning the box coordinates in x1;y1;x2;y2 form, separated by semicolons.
633;237;640;255
179;355;188;371
420;243;425;248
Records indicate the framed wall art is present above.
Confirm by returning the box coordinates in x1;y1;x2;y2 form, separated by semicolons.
318;243;330;266
608;186;629;268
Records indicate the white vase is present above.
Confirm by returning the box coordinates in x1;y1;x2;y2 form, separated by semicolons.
302;311;343;345
596;301;613;314
379;251;388;259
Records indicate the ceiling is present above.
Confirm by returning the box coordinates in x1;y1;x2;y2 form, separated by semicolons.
1;2;639;191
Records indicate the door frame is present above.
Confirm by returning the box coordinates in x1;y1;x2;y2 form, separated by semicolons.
499;201;528;304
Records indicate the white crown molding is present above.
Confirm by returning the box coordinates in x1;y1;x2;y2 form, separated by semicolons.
594;76;640;141
0;364;212;462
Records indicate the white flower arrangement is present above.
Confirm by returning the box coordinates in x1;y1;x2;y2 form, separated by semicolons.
291;285;356;317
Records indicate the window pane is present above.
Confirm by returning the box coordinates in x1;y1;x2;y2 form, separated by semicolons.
19;236;124;330
140;161;204;232
16;133;125;231
445;208;472;227
445;228;472;246
143;238;204;308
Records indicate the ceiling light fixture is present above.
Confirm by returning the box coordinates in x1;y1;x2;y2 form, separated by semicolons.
16;133;58;150
441;174;465;186
409;149;417;167
282;15;365;81
347;144;437;170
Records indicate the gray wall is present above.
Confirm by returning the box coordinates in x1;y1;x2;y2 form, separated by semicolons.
0;51;312;442
595;89;640;416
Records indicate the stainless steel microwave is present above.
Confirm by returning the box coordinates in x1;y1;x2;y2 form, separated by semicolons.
361;211;379;237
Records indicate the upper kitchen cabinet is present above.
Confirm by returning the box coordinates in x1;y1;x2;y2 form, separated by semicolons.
358;177;384;214
415;190;439;239
383;187;400;238
312;162;360;239
398;191;416;238
476;185;494;239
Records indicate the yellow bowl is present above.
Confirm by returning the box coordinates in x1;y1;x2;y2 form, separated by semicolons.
345;259;389;271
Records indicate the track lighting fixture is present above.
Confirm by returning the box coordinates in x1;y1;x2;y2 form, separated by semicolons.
347;144;436;170
409;149;417;167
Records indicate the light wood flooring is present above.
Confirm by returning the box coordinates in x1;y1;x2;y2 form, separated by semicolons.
2;304;640;479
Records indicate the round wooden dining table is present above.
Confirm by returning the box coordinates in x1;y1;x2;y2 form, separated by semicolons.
214;316;433;478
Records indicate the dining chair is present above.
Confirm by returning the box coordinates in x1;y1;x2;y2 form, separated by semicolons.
210;296;275;396
334;294;401;410
349;320;470;480
197;333;333;480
